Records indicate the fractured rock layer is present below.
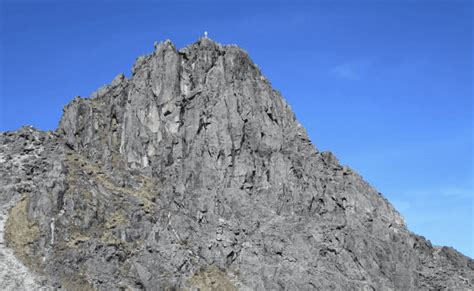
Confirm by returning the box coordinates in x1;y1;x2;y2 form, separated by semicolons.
0;38;473;290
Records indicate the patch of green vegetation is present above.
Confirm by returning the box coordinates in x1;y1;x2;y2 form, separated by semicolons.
4;196;41;269
100;230;124;246
83;190;93;201
187;266;238;291
61;275;95;291
104;210;130;229
65;231;91;248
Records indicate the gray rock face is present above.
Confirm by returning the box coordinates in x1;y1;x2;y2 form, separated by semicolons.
1;38;473;290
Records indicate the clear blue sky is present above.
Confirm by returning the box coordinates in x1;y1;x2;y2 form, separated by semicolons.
1;0;472;257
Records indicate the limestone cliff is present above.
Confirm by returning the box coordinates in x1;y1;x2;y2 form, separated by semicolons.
0;38;472;290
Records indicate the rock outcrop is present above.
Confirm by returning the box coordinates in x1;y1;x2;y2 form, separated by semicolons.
1;38;473;290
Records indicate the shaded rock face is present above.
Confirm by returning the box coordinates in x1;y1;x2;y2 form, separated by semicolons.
0;39;473;290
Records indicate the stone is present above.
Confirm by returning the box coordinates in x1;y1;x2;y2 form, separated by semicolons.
0;38;472;290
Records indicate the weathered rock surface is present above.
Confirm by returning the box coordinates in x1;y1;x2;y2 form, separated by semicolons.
1;38;473;290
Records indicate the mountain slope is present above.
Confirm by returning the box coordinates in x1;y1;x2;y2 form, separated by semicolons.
0;38;472;290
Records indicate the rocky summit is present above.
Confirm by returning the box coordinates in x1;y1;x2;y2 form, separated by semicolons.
0;38;472;290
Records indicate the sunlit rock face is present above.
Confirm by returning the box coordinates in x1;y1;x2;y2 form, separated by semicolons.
1;39;473;290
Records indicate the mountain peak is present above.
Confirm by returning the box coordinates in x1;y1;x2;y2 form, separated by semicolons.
1;39;473;290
